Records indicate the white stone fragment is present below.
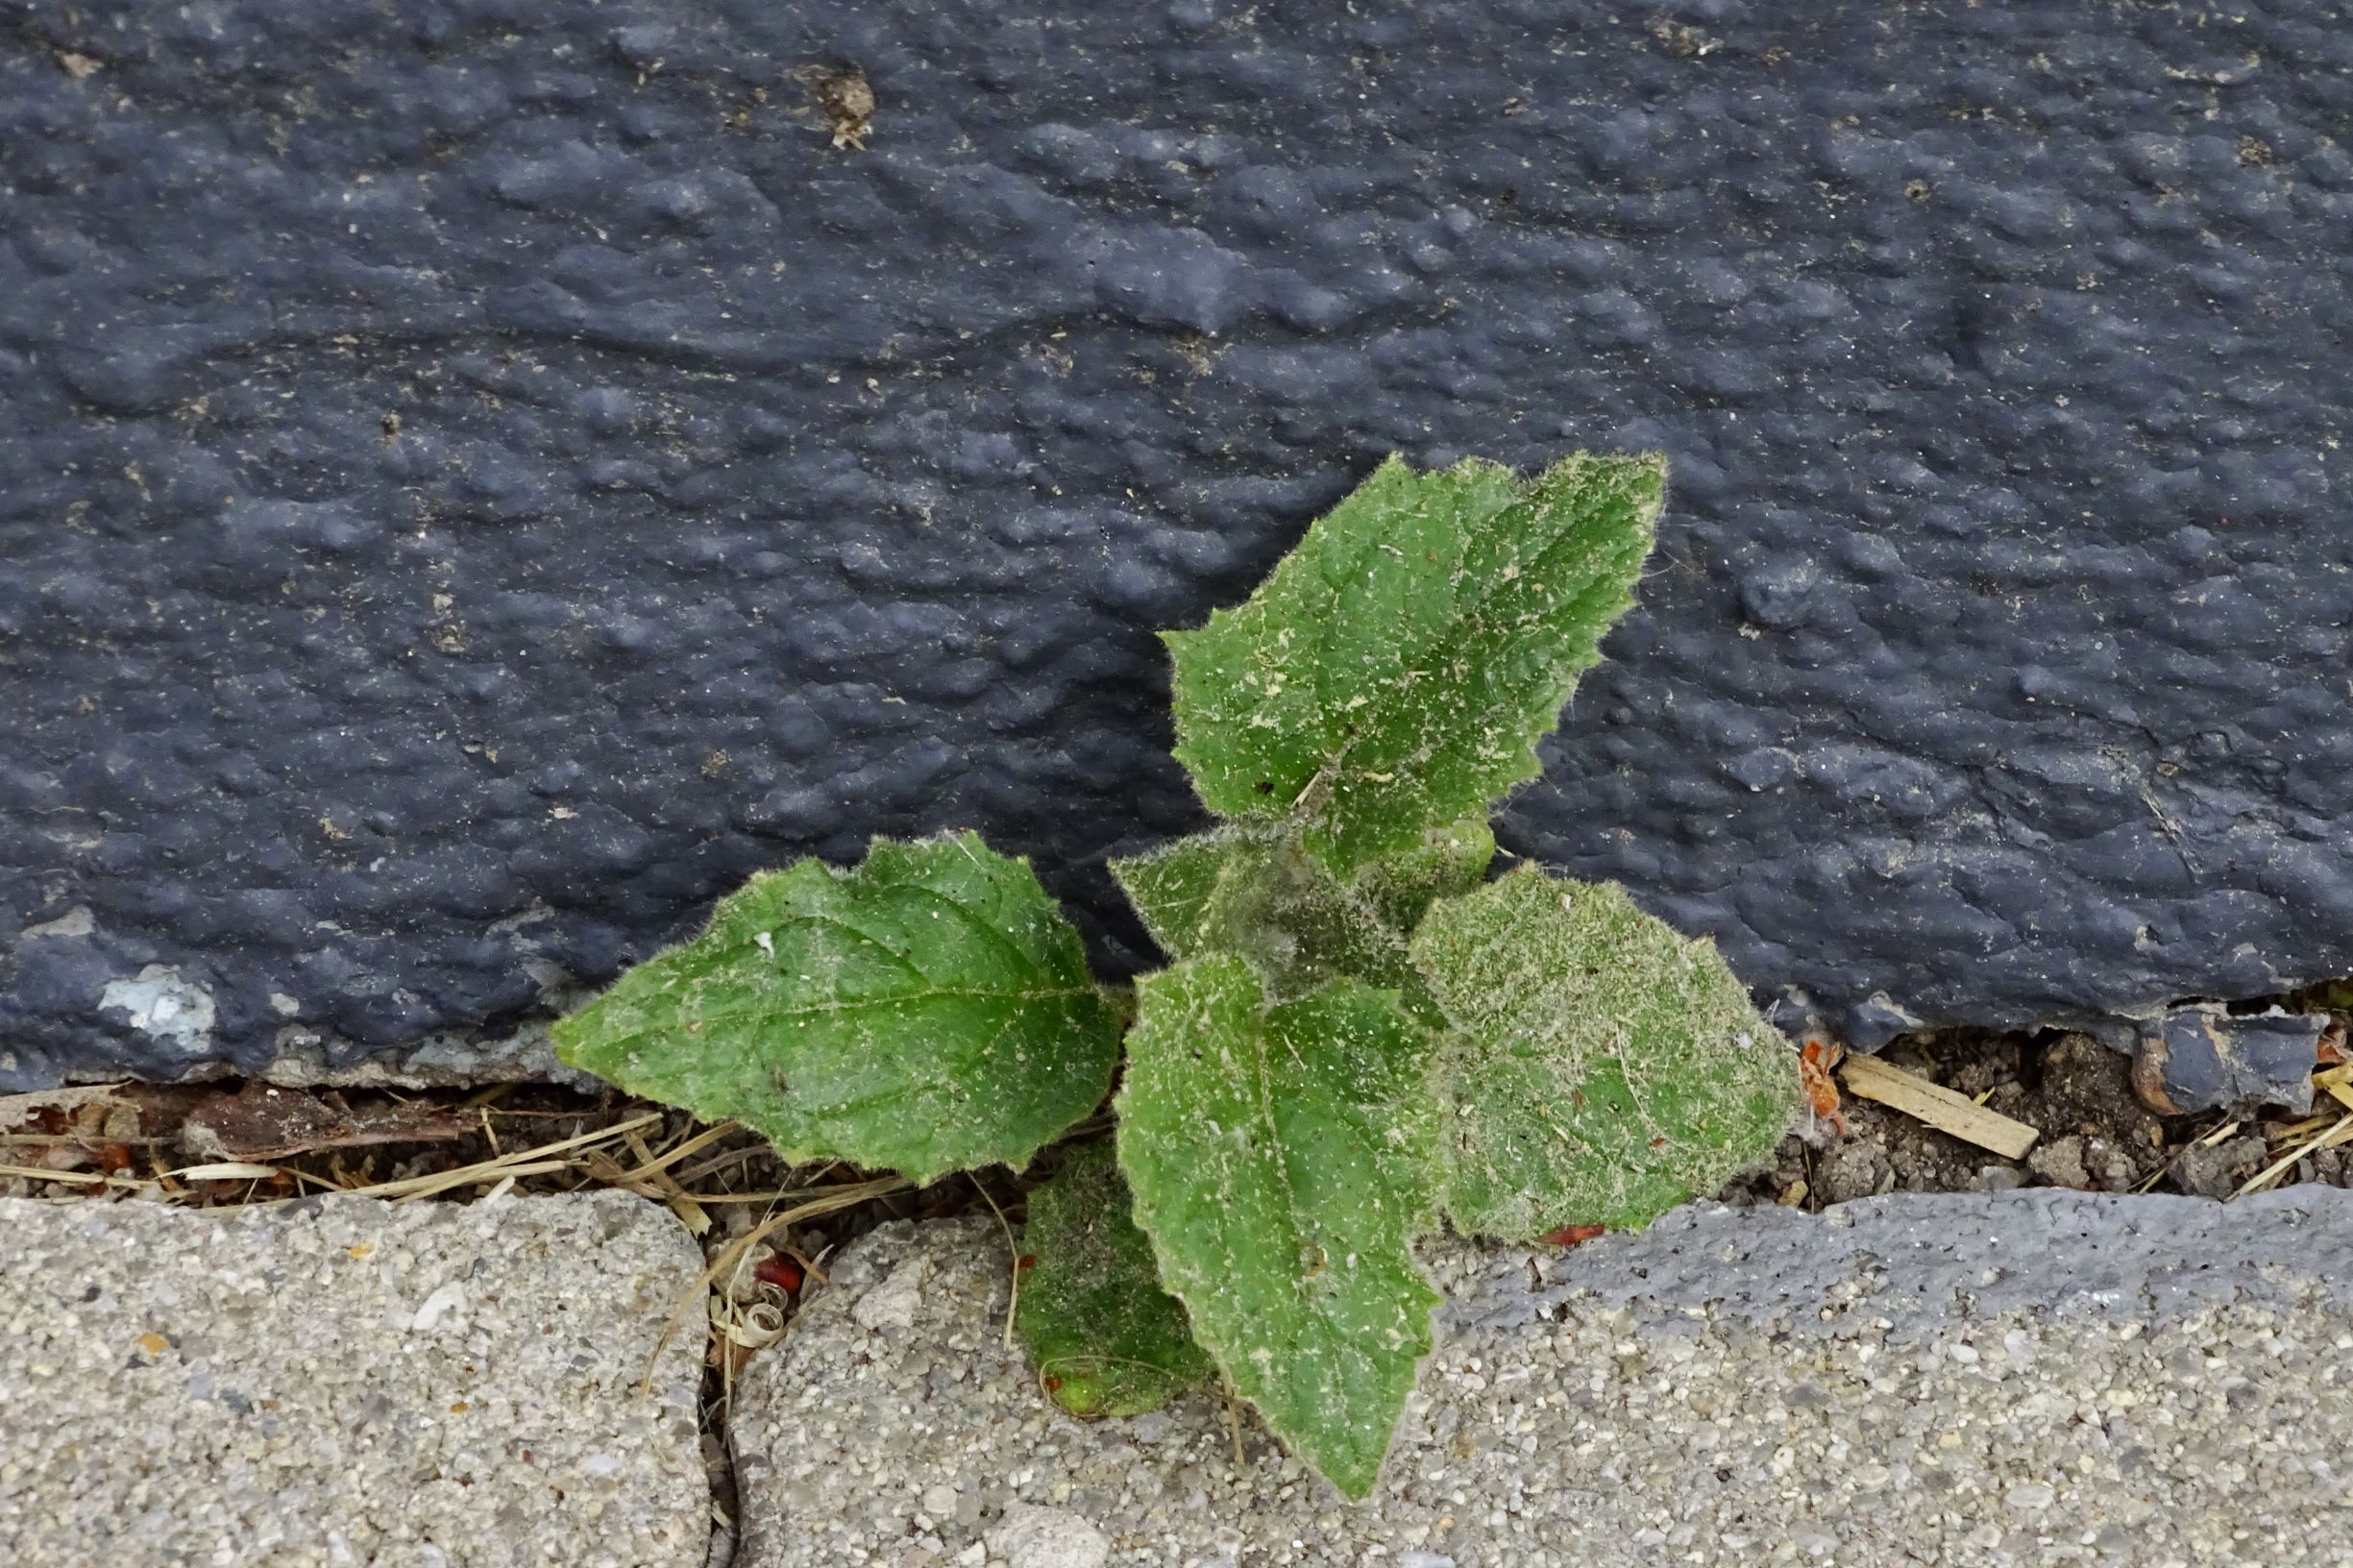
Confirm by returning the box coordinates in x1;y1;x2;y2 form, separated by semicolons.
985;1503;1110;1568
850;1256;928;1331
409;1281;467;1333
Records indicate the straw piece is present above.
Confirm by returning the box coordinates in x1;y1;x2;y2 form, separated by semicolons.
620;1119;742;1180
2194;1119;2243;1149
393;1161;578;1201
334;1111;662;1200
172;1163;285;1181
968;1174;1020;1351
2234;1111;2353;1198
0;1163;134;1188
582;1148;653;1193
1839;1055;2040;1161
669;1146;764;1188
623;1126;712;1237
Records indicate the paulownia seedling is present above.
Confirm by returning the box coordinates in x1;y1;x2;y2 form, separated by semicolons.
554;451;1802;1499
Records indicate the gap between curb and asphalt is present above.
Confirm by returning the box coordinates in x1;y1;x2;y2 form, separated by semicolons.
6;1188;2348;1567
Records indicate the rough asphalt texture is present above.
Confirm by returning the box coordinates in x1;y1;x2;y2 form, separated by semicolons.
0;1190;709;1568
7;4;2353;1086
732;1193;2353;1566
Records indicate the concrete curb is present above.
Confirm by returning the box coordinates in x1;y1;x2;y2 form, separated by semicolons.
0;1190;711;1568
731;1190;2353;1567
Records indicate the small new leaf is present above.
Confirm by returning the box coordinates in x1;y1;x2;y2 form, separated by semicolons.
1347;818;1496;938
1117;957;1440;1499
1015;1142;1213;1418
1196;838;1446;1027
551;832;1121;1185
1164;453;1661;874
1116;830;1441;1025
1110;824;1281;961
1410;866;1802;1239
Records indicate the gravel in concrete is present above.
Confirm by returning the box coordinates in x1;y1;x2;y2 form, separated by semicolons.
731;1190;2353;1567
0;1190;710;1568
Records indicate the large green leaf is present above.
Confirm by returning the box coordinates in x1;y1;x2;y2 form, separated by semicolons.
1409;866;1801;1239
551;832;1120;1185
1116;957;1440;1499
1164;453;1661;875
1014;1142;1213;1418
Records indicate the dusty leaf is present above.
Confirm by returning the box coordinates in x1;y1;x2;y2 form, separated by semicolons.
1015;1142;1213;1417
1110;824;1280;961
1194;839;1446;1027
1164;453;1660;874
1116;830;1440;1024
1409;866;1801;1239
551;832;1121;1184
1346;818;1496;938
1116;957;1439;1499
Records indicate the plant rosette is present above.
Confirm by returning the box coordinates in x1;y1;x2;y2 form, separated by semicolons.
553;452;1802;1499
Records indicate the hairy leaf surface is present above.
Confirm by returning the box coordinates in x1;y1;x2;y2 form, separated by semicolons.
1015;1142;1213;1418
551;832;1120;1184
1109;825;1280;961
1117;957;1439;1499
1195;839;1445;1026
1347;818;1496;938
1164;453;1662;874
1410;866;1801;1239
1116;831;1440;1024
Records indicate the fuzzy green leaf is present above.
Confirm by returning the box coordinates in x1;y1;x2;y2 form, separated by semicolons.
1015;1142;1214;1418
1116;957;1440;1499
1164;453;1661;874
551;832;1120;1185
1347;818;1496;938
1196;839;1446;1027
1109;825;1281;961
1115;830;1441;1025
1409;866;1801;1239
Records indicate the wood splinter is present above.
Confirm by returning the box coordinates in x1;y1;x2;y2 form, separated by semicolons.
1837;1053;2041;1162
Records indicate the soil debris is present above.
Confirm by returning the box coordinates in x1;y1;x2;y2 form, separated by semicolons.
1723;1019;2353;1210
180;1083;470;1162
2171;1135;2269;1199
801;65;874;151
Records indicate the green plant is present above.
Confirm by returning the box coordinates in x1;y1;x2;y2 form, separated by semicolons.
554;452;1801;1498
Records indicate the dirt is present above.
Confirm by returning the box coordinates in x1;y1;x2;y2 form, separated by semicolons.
1717;1027;2348;1211
9;1023;2343;1261
9;1018;2344;1220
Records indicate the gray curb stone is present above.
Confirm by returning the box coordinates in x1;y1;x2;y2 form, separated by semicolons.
0;1190;711;1568
731;1191;2353;1567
